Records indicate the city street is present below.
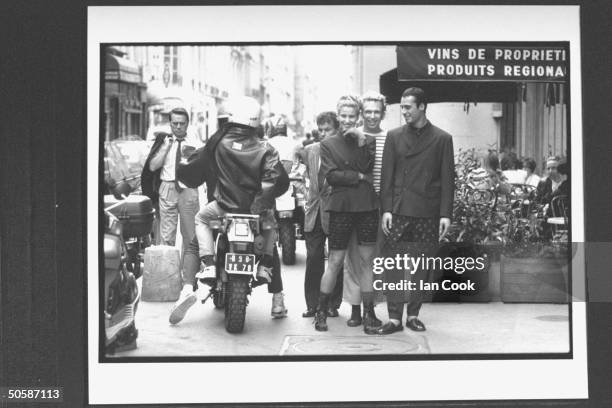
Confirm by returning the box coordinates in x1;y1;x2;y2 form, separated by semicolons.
103;43;572;359
109;241;570;358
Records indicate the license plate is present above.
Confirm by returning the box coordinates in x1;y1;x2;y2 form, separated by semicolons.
225;253;256;274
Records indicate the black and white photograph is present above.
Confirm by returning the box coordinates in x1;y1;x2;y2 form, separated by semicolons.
88;5;587;405
102;42;573;358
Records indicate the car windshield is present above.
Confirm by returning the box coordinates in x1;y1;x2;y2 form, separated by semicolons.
104;139;153;194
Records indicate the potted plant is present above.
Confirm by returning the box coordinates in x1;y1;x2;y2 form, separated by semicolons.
499;185;570;303
435;148;502;302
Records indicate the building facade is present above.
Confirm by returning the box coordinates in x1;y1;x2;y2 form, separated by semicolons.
103;47;147;141
115;45;310;142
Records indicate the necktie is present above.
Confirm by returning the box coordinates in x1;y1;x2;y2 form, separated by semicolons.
175;138;183;192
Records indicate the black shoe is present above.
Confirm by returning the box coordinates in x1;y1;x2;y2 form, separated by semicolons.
347;305;362;327
363;302;383;335
406;318;426;332
327;307;339;317
376;321;404;335
363;314;382;335
364;320;380;335
314;310;328;331
302;308;316;318
347;315;362;327
369;310;382;327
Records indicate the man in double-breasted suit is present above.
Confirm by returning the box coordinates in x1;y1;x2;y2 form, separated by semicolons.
377;87;455;334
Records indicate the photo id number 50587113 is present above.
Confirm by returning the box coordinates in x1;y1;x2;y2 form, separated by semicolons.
1;387;63;402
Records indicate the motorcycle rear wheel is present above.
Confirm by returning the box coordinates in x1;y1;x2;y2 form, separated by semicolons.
225;275;250;333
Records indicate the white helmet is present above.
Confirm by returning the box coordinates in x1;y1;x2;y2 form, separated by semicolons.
225;96;261;127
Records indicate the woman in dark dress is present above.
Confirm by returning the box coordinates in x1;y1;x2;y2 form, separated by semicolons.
314;95;380;334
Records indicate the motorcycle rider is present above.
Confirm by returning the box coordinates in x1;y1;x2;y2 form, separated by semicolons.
265;115;300;173
169;96;290;324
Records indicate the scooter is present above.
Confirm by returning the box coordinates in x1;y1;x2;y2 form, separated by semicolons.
103;198;140;354
197;212;279;333
104;176;155;278
103;178;155;353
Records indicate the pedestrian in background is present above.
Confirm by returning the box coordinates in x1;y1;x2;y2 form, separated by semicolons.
300;111;344;319
535;156;563;205
142;107;201;320
522;157;541;187
468;151;511;195
266;116;301;174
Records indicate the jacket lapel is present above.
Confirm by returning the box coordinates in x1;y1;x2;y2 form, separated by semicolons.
403;122;436;157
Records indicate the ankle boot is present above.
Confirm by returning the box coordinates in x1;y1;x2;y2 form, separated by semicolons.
314;293;329;331
369;304;382;327
363;301;381;334
347;304;362;327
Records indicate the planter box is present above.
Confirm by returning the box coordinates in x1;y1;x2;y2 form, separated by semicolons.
431;243;492;303
501;255;568;303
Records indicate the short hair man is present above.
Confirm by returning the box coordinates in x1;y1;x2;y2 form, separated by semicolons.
342;91;387;328
377;87;455;334
300;111;344;319
314;95;380;334
142;107;201;307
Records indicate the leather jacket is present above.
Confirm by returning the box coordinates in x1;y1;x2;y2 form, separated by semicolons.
141;132;167;206
177;123;289;213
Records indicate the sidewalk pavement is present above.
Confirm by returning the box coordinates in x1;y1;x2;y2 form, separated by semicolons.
110;241;570;357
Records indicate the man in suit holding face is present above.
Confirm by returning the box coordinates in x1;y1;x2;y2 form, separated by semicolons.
377;87;455;334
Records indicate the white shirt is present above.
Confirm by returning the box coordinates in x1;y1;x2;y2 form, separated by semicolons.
160;135;200;188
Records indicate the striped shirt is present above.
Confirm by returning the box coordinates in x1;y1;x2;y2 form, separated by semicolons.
359;127;387;193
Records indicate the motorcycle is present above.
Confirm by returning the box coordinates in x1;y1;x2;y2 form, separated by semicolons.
103;195;141;354
197;212;280;333
275;176;305;265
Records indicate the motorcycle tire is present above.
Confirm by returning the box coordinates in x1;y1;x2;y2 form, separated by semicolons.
225;275;250;333
279;220;296;265
213;282;226;309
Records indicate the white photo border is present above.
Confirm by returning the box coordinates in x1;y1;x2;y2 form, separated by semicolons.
88;5;586;404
